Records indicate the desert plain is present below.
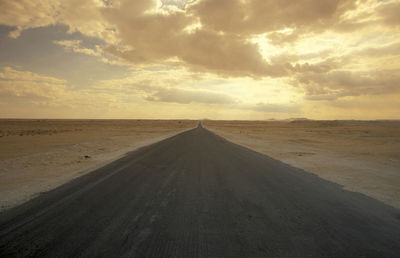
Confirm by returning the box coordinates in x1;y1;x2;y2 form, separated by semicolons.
0;119;399;212
204;119;400;208
0;119;197;211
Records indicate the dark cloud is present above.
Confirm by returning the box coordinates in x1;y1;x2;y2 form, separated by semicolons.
190;0;357;35
101;1;290;77
99;0;400;79
379;1;400;27
178;30;289;77
2;0;398;80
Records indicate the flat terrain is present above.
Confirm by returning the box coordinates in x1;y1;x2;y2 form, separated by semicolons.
0;119;197;211
1;125;399;257
203;120;400;208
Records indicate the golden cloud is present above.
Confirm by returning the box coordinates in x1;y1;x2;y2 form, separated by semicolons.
1;0;400;119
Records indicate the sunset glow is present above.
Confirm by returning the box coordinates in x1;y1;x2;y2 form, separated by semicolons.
1;0;399;119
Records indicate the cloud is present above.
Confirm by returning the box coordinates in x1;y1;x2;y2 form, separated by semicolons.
0;80;67;101
0;0;118;42
379;1;400;27
0;0;59;38
1;0;399;79
267;30;302;46
94;76;237;105
0;67;116;110
270;40;400;71
177;30;289;77
190;0;357;35
295;69;400;100
54;40;102;56
101;0;293;77
0;66;66;84
248;103;300;113
354;41;400;57
0;66;69;101
85;66;240;105
160;0;195;10
145;87;237;104
0;0;400;120
98;0;398;78
53;39;130;66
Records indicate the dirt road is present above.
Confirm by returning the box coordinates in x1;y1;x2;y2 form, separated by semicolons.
1;124;399;257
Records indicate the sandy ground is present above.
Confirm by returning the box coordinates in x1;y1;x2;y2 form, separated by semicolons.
2;125;400;257
0;119;197;211
203;120;400;208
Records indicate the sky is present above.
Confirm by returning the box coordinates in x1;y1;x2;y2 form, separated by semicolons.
0;0;399;120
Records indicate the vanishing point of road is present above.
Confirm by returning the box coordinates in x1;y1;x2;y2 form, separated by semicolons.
1;124;400;257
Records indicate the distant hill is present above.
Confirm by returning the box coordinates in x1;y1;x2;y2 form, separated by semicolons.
283;118;311;122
